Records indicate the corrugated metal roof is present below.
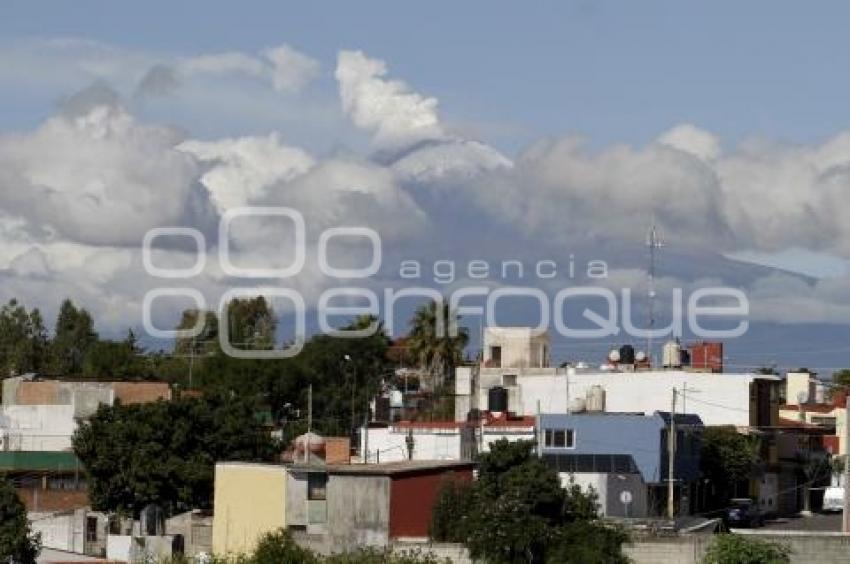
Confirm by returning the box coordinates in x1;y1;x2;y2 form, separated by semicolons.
0;451;81;472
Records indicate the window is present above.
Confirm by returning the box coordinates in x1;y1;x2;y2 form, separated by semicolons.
544;428;575;448
503;374;517;387
490;346;502;367
307;473;328;501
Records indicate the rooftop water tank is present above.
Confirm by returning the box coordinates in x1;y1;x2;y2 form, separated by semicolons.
662;340;682;368
586;385;606;412
488;386;508;413
619;345;635;364
390;390;404;408
569;397;587;413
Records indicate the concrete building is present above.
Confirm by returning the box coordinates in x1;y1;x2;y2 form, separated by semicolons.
778;371;846;455
1;375;172;454
482;327;550;368
29;508;108;557
539;411;703;517
2;375;172;414
458;328;780;429
0;404;76;451
165;510;213;559
458;366;780;429
213;460;474;555
212;463;288;556
361;412;535;463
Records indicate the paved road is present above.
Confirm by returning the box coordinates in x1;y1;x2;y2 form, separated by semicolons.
759;512;842;532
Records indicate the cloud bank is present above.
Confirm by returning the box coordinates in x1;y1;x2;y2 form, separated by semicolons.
0;39;849;344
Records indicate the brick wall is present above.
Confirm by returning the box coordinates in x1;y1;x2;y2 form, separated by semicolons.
112;382;171;404
17;487;89;512
324;437;351;464
16;381;60;405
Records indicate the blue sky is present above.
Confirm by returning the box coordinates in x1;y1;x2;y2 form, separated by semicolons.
5;1;850;152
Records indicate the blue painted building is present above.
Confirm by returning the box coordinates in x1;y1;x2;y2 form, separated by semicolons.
539;411;703;517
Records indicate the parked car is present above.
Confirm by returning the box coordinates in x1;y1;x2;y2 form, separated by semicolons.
724;498;764;527
822;486;844;512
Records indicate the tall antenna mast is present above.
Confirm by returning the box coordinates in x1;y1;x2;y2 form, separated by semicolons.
646;221;664;367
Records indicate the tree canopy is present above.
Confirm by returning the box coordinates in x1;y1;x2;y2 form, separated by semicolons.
0;476;40;564
431;439;629;564
700;426;761;507
407;300;468;389
72;394;278;515
0;299;48;377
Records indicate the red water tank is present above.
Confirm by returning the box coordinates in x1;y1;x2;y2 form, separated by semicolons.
689;341;723;373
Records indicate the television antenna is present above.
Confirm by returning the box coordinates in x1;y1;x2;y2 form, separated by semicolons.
646;221;664;367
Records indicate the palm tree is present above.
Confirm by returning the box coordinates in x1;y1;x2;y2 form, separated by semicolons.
407;299;469;389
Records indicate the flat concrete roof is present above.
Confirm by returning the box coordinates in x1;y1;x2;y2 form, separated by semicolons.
280;459;476;476
217;459;475;476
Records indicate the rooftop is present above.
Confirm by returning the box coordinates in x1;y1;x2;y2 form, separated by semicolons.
325;459;476;476
0;450;82;472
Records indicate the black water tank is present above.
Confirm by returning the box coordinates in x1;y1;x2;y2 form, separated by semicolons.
488;386;508;412
619;344;635;364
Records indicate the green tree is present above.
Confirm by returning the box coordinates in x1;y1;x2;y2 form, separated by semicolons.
832;369;850;389
226;297;276;350
432;439;628;564
0;299;48;378
430;477;473;542
72;394;278;515
0;476;40;564
174;309;220;357
703;534;789;564
407;300;468;389
700;426;761;507
50;299;98;375
82;329;152;380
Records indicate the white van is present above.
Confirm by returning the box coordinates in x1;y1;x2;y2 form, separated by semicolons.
823;486;843;512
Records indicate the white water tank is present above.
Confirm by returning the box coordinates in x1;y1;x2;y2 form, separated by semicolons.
569;398;587;413
815;383;826;404
608;349;621;363
390;390;404;408
586;385;606;412
662;340;682;368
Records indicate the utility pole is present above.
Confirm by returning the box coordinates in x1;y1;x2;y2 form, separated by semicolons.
363;406;370;464
841;394;850;534
536;399;542;458
306;384;312;464
667;387;677;520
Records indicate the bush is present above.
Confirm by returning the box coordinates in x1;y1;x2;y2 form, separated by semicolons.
547;521;631;564
703;534;790;564
325;547;449;563
250;529;320;564
190;530;448;564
